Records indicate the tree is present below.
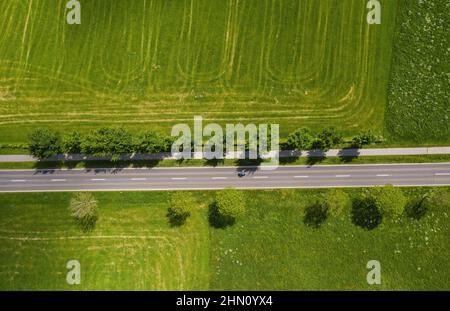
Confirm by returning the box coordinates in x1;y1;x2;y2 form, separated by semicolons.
167;192;196;226
320;189;350;217
28;128;61;159
286;128;313;150
210;188;245;227
80;127;133;159
69;192;98;231
351;130;378;148
314;127;342;150
134;130;172;153
61;131;82;154
370;184;407;219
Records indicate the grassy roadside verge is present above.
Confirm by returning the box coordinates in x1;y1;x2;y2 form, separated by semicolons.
1;154;450;170
1;188;448;290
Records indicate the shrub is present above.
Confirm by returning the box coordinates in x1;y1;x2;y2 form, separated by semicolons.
28;128;61;159
351;130;378;148
370;184;407;219
209;188;245;227
69;192;98;231
167;192;196;226
320;189;350;217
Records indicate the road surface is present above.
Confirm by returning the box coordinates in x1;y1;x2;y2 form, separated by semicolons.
0;163;449;192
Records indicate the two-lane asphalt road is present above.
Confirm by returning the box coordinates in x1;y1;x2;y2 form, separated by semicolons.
0;163;449;192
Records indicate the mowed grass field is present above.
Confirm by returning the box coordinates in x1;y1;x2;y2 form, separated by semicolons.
0;0;398;144
1;189;448;290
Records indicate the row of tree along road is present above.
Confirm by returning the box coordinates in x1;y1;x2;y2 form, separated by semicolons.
27;127;383;160
70;186;448;232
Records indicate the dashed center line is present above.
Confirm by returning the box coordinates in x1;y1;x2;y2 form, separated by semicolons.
376;174;391;177
91;179;106;181
211;177;227;180
435;173;450;176
335;175;351;178
51;179;66;182
171;177;187;180
253;176;269;179
131;178;147;181
11;180;26;182
294;175;309;178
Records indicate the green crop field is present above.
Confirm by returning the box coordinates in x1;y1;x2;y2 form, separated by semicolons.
1;189;448;290
0;0;399;145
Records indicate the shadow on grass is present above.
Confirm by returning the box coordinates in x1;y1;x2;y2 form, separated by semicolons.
351;198;382;230
205;158;225;167
304;202;328;228
279;156;300;165
32;159;162;170
405;198;428;220
208;202;235;228
306;150;326;166
166;209;189;227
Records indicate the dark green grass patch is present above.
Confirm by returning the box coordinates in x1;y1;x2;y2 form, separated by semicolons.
385;0;449;144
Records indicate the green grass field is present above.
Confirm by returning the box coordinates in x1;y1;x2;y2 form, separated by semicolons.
0;0;399;145
1;189;448;290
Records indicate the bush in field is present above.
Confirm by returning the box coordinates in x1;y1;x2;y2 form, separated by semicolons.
69;192;98;231
320;189;350;217
61;131;82;154
167;192;196;226
369;184;407;219
209;188;245;227
80;127;133;158
134;130;173;153
286;127;313;150
351;130;378;148
28;128;61;159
